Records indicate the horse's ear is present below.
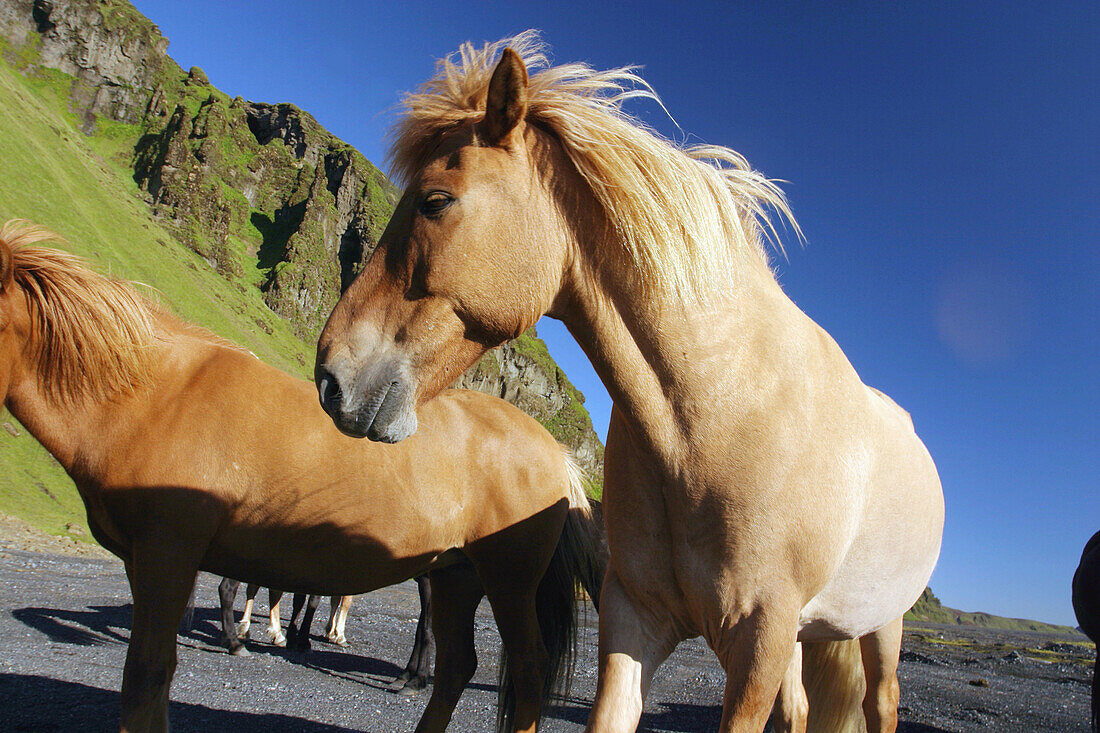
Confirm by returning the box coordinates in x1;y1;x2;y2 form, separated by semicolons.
483;48;528;145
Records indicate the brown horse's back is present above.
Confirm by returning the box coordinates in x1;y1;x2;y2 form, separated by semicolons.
76;328;576;597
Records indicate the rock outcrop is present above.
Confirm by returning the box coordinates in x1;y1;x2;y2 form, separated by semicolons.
457;332;604;478
0;0;173;129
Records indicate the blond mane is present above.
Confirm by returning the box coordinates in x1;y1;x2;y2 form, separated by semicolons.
390;30;801;296
2;220;158;404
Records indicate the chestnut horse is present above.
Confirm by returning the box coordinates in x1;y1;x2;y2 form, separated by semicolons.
0;221;603;733
1073;530;1100;732
315;33;944;733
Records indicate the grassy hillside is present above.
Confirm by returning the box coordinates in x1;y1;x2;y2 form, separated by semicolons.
0;53;314;542
905;588;1083;636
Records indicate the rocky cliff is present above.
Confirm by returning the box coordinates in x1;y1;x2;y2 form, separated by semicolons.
1;0;396;336
0;0;603;483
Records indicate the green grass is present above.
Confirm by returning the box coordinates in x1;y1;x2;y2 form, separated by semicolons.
0;417;87;540
0;57;315;543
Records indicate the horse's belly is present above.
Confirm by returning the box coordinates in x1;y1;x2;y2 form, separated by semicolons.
797;501;942;641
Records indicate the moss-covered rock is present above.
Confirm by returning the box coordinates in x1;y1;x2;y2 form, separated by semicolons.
0;0;605;489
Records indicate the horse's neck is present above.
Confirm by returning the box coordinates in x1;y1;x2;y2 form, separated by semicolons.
4;375;101;473
4;331;188;475
559;254;797;465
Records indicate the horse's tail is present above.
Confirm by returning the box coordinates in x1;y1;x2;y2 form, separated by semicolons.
802;639;868;733
497;450;606;732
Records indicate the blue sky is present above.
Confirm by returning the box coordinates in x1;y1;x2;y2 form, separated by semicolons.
131;1;1098;626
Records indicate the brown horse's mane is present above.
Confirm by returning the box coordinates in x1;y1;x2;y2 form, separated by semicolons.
1;220;230;404
389;30;801;297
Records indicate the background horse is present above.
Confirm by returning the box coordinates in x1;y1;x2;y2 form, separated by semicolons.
217;580;352;652
315;34;944;733
1074;531;1100;732
0;221;603;733
218;575;436;692
218;578;289;651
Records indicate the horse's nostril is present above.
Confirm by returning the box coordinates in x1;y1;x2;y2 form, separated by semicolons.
317;368;341;410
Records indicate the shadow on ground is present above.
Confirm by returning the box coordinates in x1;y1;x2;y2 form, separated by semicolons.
0;674;360;732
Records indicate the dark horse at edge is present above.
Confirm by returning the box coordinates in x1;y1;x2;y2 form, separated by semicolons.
1073;530;1100;732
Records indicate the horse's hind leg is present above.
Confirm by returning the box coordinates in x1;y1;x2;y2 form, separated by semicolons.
414;563;483;733
266;589;287;646
120;542;203;733
218;578;248;656
396;573;434;694
859;616;903;733
771;642;807;733
326;595;354;646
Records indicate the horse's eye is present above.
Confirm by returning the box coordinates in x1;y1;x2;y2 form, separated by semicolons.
420;191;454;217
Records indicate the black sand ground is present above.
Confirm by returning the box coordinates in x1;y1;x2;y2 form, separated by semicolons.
0;547;1092;732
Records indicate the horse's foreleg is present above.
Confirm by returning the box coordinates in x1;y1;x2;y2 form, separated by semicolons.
713;601;801;733
236;583;260;639
585;569;678;733
267;589;286;646
860;616;903;733
119;545;201;733
771;642;807;733
285;593;306;649
289;595;322;652
396;574;434;693
414;564;484;733
218;578;247;655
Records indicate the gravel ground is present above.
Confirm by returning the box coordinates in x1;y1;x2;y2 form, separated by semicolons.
0;528;1093;731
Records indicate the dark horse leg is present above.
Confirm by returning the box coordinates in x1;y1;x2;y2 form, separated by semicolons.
413;564;484;732
393;573;434;694
286;593;322;652
218;577;248;656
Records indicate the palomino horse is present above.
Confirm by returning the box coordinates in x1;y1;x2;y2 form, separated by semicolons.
315;34;944;733
1073;531;1100;732
0;221;603;733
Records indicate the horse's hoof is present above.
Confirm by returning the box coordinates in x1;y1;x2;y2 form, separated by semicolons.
331;634;348;647
229;645;250;657
235;623;251;639
270;632;287;647
393;675;428;695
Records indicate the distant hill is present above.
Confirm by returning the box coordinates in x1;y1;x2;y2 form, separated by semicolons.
0;0;603;543
906;588;1083;636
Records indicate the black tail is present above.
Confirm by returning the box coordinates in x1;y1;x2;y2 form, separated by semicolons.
497;488;607;731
